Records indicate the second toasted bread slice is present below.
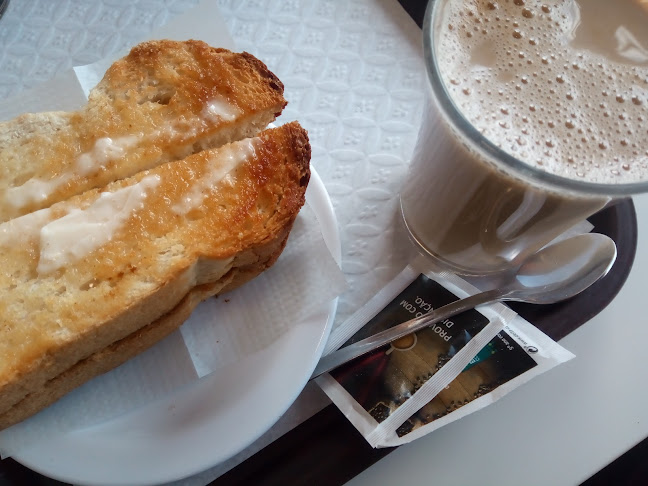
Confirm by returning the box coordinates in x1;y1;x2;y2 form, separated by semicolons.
0;40;286;222
0;121;310;423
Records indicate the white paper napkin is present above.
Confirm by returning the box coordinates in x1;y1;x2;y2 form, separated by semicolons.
181;203;348;377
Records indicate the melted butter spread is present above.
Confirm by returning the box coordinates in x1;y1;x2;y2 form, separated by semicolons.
76;136;139;175
37;175;161;274
173;138;260;214
202;97;240;123
6;136;141;210
0;207;54;247
5;176;69;209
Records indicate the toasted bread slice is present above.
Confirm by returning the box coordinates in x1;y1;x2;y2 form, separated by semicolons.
0;40;286;223
0;122;310;423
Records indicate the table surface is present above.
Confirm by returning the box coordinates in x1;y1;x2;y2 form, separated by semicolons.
1;1;647;485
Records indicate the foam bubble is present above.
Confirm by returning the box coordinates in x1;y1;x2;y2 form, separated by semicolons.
437;0;648;184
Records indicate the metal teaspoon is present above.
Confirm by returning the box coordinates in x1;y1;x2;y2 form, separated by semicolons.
312;233;617;379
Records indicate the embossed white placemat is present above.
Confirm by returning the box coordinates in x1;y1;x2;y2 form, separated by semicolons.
0;1;426;484
217;0;426;328
172;2;426;483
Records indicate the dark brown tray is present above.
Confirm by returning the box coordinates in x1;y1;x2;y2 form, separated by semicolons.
209;199;637;486
0;1;639;483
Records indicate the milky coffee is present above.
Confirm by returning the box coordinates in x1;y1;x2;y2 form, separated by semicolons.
401;0;648;274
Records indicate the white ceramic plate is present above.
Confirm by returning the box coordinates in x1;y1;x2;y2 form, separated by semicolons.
13;168;340;486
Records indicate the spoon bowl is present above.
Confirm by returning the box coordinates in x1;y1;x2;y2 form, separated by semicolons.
312;233;617;379
510;233;617;304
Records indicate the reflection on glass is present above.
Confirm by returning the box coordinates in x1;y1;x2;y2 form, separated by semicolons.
0;1;8;19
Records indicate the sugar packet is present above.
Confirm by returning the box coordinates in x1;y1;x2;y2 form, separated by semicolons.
317;256;574;447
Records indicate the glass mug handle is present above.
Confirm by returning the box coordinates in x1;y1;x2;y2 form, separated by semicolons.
479;189;548;263
492;190;547;242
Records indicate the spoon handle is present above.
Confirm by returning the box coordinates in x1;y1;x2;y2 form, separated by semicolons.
311;288;504;379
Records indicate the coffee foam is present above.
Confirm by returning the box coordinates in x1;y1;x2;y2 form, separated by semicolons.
437;0;648;184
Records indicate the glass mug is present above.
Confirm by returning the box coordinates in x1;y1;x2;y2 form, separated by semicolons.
400;0;648;276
